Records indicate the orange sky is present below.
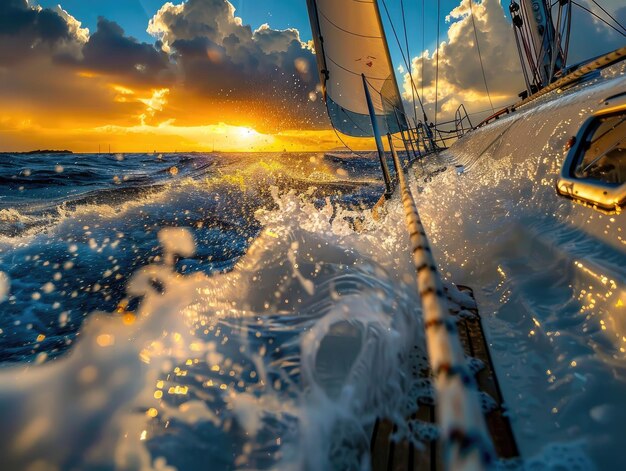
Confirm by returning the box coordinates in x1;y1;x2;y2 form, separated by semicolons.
0;69;375;153
2;0;623;153
0;1;381;153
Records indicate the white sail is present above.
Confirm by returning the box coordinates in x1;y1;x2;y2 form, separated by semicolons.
306;0;408;137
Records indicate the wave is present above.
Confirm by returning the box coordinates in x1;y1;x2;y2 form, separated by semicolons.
2;69;624;469
0;153;380;241
0;186;430;471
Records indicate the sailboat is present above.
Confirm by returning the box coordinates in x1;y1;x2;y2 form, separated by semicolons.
306;0;625;469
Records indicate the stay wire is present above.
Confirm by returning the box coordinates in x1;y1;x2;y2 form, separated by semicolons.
571;2;626;36
589;0;626;33
331;126;371;159
380;0;428;124
469;0;495;113
401;0;420;127
435;0;441;129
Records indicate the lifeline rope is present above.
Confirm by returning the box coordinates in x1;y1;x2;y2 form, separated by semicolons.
388;139;494;470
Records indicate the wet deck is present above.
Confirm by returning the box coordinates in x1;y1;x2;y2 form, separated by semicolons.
371;286;518;470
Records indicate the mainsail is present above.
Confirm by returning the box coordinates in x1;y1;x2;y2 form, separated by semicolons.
306;0;408;137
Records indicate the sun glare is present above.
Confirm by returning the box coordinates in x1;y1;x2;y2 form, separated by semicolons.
236;126;259;139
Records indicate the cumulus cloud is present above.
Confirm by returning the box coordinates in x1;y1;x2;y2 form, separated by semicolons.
0;0;178;142
402;0;525;124
147;0;246;52
403;0;626;124
0;0;334;154
54;5;89;44
77;18;174;87
0;0;84;64
146;0;325;130
252;24;305;54
0;0;327;139
0;0;173;86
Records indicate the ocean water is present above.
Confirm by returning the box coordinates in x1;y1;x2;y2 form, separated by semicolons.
0;65;625;471
0;151;386;363
0;150;429;471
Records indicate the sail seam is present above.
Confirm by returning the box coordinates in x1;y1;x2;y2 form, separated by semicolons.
317;7;383;39
324;54;391;81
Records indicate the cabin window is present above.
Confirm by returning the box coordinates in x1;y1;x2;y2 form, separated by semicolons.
574;114;626;184
557;100;626;211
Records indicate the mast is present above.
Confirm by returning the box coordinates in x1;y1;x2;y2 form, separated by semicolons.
510;0;569;93
362;74;393;197
306;2;495;469
306;0;410;192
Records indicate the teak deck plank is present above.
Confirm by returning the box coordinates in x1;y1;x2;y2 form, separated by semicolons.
371;418;394;471
370;286;518;470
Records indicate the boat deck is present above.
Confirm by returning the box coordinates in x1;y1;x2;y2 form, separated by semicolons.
370;286;518;470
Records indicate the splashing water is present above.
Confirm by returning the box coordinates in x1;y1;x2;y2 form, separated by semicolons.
0;180;432;471
0;63;624;471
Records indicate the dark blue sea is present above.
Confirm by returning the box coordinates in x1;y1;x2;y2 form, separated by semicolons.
0;151;426;471
0;151;386;362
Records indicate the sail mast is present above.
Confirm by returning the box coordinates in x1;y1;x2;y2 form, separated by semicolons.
305;0;408;138
362;73;393;196
306;3;496;469
510;0;568;92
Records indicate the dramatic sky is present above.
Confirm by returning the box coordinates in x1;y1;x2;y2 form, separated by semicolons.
0;0;624;152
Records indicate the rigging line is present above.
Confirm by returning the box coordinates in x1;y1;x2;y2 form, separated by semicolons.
549;0;568;80
342;77;405;138
343;105;378;136
401;0;420;127
421;0;425;104
563;1;572;63
379;0;429;123
435;0;441;129
364;77;424;152
571;2;626;36
365;75;415;124
327;87;374;156
331;126;371;159
469;0;495;113
589;0;626;33
513;29;533;91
